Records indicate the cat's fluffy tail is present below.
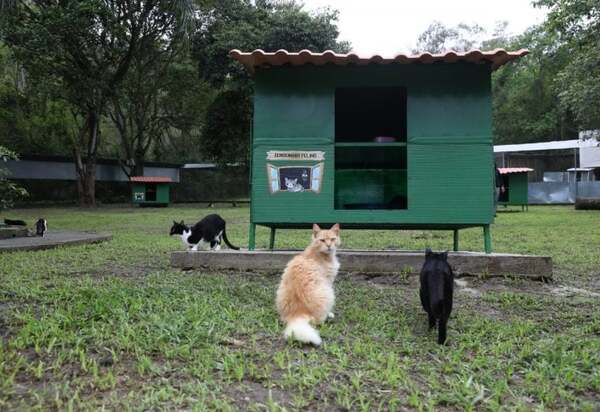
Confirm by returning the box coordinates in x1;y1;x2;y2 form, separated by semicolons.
284;317;322;346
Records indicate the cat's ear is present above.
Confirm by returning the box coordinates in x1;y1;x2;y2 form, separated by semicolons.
312;224;321;237
330;223;340;235
180;220;184;225
425;248;433;258
173;220;178;225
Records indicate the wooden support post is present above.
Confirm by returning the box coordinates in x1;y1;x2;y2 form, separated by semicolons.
248;223;256;251
453;229;459;252
483;225;492;254
269;227;276;250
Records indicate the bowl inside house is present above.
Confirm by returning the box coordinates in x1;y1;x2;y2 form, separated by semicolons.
373;136;396;143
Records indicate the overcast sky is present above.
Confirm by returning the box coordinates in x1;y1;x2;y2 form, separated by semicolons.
301;0;548;55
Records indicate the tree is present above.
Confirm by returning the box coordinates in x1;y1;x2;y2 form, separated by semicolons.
107;2;196;177
153;58;216;164
1;1;195;206
492;26;577;143
193;0;350;88
413;20;579;143
413;21;488;53
192;0;350;165
0;145;27;210
535;0;600;129
201;89;251;166
0;43;74;157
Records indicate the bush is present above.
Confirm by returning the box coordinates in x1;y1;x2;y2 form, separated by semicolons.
0;145;27;210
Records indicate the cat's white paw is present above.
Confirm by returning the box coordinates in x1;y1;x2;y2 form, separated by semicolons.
327;312;335;320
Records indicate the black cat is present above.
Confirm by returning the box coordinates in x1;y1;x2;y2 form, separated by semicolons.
419;248;454;344
35;218;47;237
169;214;239;251
4;218;27;226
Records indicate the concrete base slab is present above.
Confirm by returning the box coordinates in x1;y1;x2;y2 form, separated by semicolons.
0;230;112;252
171;249;553;280
0;226;29;239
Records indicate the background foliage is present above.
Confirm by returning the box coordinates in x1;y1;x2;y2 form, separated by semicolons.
0;0;599;203
0;145;27;209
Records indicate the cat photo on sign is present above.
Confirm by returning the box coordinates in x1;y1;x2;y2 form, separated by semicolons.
284;177;304;192
267;163;324;194
279;167;311;192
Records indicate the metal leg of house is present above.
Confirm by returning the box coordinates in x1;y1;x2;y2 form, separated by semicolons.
248;223;256;251
483;225;492;254
453;229;459;252
269;227;276;250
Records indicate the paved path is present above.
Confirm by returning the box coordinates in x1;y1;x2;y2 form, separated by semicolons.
0;231;112;252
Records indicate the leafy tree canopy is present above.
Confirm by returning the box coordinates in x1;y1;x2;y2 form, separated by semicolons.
0;145;27;209
492;26;578;143
535;0;600;129
192;0;349;165
193;0;350;88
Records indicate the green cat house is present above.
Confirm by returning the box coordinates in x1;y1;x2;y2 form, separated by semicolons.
230;48;528;253
130;176;172;207
497;167;533;211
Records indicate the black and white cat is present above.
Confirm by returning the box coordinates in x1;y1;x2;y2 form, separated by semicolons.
35;218;47;237
169;214;239;251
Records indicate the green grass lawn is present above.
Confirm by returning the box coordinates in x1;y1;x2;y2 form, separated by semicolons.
1;205;599;411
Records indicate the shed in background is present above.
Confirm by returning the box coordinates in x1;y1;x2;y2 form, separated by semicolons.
130;176;172;207
498;167;533;210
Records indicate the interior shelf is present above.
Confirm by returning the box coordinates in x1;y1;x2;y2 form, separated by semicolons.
335;142;407;147
335;144;407;170
336;168;406;172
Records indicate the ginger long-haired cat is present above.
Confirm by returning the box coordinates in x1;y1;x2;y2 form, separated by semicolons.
276;224;341;346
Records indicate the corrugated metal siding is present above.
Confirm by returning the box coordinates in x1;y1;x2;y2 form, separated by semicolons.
251;63;494;226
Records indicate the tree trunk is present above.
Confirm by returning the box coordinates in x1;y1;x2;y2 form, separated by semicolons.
76;162;96;207
130;160;144;177
73;112;99;207
130;148;145;177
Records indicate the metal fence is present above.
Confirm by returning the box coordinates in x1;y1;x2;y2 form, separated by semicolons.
529;182;600;204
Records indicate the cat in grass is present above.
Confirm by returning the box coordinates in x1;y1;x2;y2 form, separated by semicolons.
419;248;454;344
276;224;340;346
169;214;239;251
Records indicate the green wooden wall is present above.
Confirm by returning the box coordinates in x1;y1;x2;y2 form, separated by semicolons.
251;63;495;227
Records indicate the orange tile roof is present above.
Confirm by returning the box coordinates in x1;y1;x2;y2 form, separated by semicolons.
130;176;172;183
498;167;534;174
230;48;528;73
